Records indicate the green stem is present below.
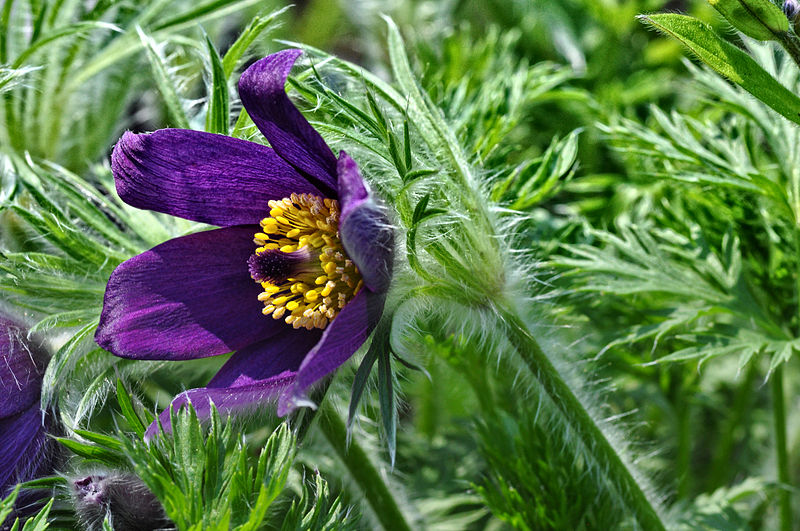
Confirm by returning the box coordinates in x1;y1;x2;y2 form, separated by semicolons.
496;304;666;531
290;377;332;444
316;403;413;531
707;364;756;491
674;367;692;500
777;32;800;71
772;365;792;531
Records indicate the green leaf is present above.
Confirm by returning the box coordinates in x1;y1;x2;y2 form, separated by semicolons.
72;429;125;453
151;0;265;33
707;0;787;41
0;486;19;527
124;405;298;529
377;341;397;466
73;369;116;423
10;21;118;68
221;7;290;78
117;380;147;438
403;168;438;183
65;0;265;91
651;332;768;367
0;0;13;64
509;129;580;209
639;14;800;125
20;497;52;531
412;193;431;224
0;66;39;94
18;476;68;489
204;34;229;136
26;158;143;255
40;322;100;408
137;26;190;129
347;317;387;431
56;438;123;463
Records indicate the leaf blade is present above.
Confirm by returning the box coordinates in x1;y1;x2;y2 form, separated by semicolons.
640;14;800;125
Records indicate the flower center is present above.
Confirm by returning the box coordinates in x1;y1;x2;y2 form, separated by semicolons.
249;193;362;330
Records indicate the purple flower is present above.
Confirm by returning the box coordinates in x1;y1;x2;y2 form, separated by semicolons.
95;49;393;434
0;316;56;515
785;0;800;19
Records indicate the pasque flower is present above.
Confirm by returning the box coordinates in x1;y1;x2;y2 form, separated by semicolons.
1;316;58;520
95;50;393;432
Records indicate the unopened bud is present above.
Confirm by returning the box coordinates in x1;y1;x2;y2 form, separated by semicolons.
785;0;800;19
708;0;789;40
72;473;172;531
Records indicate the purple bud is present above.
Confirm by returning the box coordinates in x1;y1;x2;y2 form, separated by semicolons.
785;0;800;19
72;473;171;531
0;315;60;529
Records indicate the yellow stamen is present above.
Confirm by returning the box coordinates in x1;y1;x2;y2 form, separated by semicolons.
249;193;362;330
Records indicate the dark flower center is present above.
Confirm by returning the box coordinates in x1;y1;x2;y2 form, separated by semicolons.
247;248;312;284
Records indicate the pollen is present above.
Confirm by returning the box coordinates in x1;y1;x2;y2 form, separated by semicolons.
251;193;363;330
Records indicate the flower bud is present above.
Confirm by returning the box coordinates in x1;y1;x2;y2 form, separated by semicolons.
784;0;800;19
708;0;789;40
1;315;60;529
72;472;171;531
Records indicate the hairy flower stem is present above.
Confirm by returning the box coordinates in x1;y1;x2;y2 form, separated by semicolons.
772;365;792;531
496;304;666;531
291;377;332;443
777;32;800;71
316;403;412;531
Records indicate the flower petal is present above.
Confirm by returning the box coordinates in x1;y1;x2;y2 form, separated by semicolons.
0;405;48;495
238;49;337;195
144;372;296;440
144;328;322;438
96;227;285;360
337;153;394;293
278;290;385;415
0;318;44;419
112;129;321;226
208;327;322;388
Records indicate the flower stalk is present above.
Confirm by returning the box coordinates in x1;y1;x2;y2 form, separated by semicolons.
495;304;666;531
771;365;791;531
776;31;800;70
316;403;412;531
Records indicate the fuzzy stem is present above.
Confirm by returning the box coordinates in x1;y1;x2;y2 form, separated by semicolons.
316;402;413;531
291;377;332;444
772;365;792;531
496;304;666;531
778;32;800;71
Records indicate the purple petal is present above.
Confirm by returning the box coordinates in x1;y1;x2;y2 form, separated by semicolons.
0;405;49;496
96;227;286;360
278;290;385;415
208;327;322;388
112;129;321;226
145;372;296;439
336;151;369;220
0;318;44;419
145;328;322;438
337;153;394;293
238;49;337;195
